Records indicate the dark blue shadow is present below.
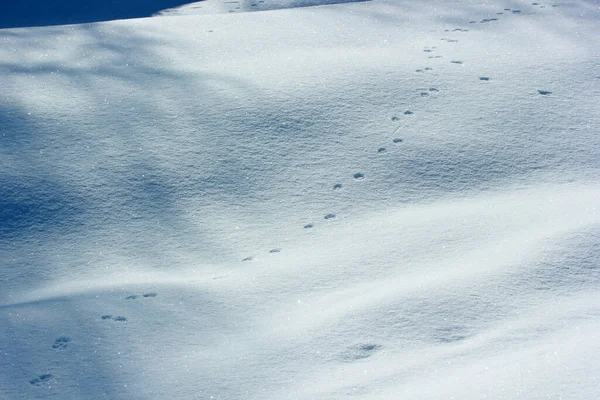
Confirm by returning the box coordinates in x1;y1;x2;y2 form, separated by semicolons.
0;0;202;29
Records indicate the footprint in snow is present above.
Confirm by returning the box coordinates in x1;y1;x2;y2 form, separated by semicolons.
242;256;253;261
52;337;71;350
339;344;383;362
512;9;521;13
538;90;552;95
404;110;414;115
303;224;314;229
324;213;336;220
429;87;439;92
29;374;54;386
393;138;404;144
353;172;365;180
101;315;127;322
479;76;491;81
269;249;281;253
125;293;157;300
378;147;387;153
333;183;343;190
428;55;443;59
391;116;400;121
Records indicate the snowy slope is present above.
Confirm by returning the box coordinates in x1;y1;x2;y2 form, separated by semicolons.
1;0;599;399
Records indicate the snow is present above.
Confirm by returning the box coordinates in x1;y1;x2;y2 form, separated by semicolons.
1;0;599;399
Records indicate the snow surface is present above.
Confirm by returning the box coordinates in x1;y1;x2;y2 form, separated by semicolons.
1;0;599;399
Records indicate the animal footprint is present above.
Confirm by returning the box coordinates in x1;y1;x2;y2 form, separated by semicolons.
377;147;387;153
52;337;70;350
269;249;281;253
324;213;336;220
242;256;253;261
101;315;127;322
333;183;343;190
404;110;414;115
538;90;552;95
393;138;404;143
353;172;365;180
29;374;54;386
429;87;439;92
340;344;383;362
451;60;463;64
479;76;491;81
126;293;157;299
303;224;314;229
391;116;400;121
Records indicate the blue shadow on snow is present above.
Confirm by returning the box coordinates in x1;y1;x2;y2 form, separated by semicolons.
0;0;202;29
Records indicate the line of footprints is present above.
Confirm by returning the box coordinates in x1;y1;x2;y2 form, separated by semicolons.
241;2;556;263
29;292;158;386
28;3;559;389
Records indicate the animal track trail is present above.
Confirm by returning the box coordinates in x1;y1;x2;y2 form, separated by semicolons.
242;256;253;261
538;90;553;95
451;60;463;64
324;213;336;220
353;172;365;180
29;374;54;386
52;337;71;350
333;183;343;190
269;248;281;253
479;76;491;81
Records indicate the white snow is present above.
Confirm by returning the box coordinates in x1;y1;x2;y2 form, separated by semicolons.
1;0;599;399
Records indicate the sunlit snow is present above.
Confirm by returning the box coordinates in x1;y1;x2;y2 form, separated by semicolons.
1;0;599;399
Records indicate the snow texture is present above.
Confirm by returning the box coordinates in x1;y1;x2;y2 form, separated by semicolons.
1;0;599;399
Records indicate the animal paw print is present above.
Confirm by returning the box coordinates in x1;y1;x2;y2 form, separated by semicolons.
29;374;54;386
101;315;127;322
52;337;71;350
125;292;158;300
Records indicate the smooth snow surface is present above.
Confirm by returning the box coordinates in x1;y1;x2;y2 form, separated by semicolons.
1;0;600;399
